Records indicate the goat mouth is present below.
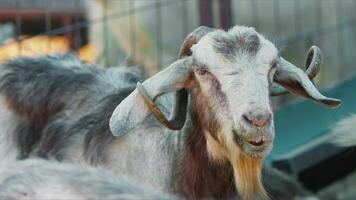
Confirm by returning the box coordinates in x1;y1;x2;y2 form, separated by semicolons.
247;140;265;146
241;139;273;158
246;139;272;147
232;130;273;157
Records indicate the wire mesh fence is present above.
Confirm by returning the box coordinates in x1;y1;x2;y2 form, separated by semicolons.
0;0;355;89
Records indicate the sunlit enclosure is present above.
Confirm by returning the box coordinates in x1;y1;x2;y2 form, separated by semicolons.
0;0;355;199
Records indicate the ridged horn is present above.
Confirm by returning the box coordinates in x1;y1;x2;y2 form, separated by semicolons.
136;26;214;129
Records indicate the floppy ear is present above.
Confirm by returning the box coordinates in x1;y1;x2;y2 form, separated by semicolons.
272;46;341;108
109;57;192;137
110;26;214;137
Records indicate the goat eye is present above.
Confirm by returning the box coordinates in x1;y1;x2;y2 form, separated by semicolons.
195;68;210;76
228;71;240;76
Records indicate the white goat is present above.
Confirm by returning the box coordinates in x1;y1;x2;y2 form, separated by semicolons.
109;25;340;199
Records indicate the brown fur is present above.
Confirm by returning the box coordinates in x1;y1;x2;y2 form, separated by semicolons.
232;152;267;200
176;77;267;199
176;92;235;199
2;91;61;126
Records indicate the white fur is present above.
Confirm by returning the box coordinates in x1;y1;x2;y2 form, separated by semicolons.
0;159;173;200
0;97;19;168
331;114;356;147
191;26;277;154
105;123;179;192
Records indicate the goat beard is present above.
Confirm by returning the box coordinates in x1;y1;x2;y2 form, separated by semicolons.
230;149;268;200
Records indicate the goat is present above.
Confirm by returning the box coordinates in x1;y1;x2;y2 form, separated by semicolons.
0;159;175;200
109;25;340;199
0;25;339;200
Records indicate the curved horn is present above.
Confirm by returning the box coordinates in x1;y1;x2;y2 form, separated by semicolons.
305;45;322;79
178;26;215;58
136;26;214;130
271;46;341;108
135;57;191;130
271;46;322;96
110;57;192;136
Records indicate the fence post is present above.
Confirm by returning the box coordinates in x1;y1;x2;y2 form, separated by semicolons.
199;0;213;27
219;0;232;30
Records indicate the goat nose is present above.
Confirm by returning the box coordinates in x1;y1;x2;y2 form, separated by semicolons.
243;110;272;127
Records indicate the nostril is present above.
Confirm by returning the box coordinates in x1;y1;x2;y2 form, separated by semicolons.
243;111;272;127
254;119;268;127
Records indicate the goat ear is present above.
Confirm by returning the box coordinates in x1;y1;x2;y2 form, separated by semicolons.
110;58;192;137
109;89;152;137
274;57;341;108
110;27;214;137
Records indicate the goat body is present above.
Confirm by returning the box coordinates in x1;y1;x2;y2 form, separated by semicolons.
0;159;174;200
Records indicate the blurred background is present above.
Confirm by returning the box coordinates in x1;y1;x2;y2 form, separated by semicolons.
0;0;355;199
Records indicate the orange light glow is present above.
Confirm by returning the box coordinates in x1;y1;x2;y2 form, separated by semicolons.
0;36;96;63
77;43;97;63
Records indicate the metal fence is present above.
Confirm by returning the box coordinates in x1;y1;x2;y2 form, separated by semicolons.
0;0;355;89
